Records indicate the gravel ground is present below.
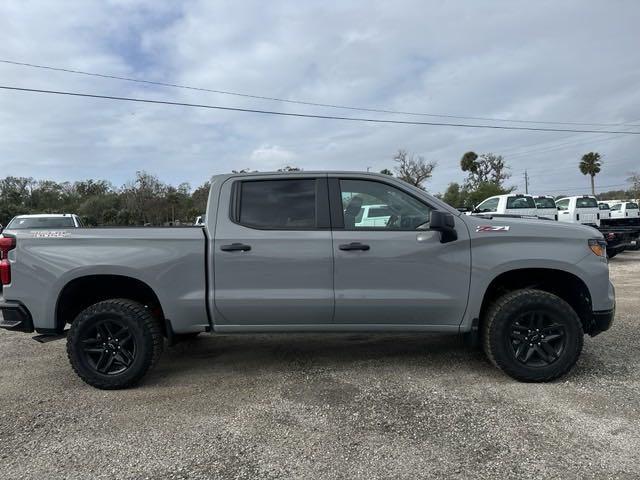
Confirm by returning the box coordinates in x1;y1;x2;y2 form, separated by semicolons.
1;251;639;479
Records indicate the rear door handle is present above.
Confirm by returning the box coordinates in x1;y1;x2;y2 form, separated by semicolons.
220;243;251;252
339;242;370;251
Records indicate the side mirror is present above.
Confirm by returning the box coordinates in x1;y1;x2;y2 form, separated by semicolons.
430;210;458;243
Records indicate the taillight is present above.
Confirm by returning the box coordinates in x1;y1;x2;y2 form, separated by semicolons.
0;236;15;259
0;236;16;285
555;214;558;221
576;213;580;221
0;259;10;285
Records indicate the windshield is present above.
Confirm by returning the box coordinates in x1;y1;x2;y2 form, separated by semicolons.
534;197;556;209
576;197;598;208
7;216;75;229
506;196;536;209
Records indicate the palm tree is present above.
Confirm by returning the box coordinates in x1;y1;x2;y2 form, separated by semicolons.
579;152;602;195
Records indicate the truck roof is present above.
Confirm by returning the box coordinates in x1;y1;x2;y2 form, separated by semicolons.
483;193;532;200
210;170;396;181
557;195;597;201
12;214;75;218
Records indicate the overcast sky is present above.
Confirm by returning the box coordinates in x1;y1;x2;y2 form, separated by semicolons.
1;0;639;195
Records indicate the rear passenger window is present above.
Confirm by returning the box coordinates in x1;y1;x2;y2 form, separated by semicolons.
237;179;317;229
576;197;598;208
506;196;536;209
534;197;556;209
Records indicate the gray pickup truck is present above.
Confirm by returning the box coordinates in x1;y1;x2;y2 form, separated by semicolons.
0;172;615;389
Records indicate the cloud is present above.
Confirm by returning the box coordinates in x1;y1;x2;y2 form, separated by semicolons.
249;145;296;170
0;0;639;194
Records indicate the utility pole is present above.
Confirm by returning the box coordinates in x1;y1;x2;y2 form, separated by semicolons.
523;170;529;194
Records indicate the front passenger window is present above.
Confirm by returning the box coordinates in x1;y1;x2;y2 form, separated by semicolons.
339;179;431;230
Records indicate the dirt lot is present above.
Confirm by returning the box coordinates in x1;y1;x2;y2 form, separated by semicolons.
1;252;639;479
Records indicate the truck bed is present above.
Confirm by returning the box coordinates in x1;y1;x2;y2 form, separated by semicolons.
2;227;209;334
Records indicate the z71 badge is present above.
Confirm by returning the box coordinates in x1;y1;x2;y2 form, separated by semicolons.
476;225;510;232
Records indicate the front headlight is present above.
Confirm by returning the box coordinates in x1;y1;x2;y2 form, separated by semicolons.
588;238;607;257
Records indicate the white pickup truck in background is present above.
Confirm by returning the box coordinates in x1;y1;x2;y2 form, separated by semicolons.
472;193;537;216
556;196;600;227
354;204;393;227
3;214;83;232
598;202;611;221
610;201;639;219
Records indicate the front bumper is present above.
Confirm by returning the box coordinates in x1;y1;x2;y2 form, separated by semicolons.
589;306;615;336
0;300;34;333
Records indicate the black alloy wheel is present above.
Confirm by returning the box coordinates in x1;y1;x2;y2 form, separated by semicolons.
80;318;137;375
67;299;163;389
482;289;584;382
509;312;566;367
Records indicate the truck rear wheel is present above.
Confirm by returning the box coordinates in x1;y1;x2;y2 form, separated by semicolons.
482;289;584;382
66;299;164;389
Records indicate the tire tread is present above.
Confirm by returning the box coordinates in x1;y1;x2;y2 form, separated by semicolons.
482;289;584;382
66;298;163;389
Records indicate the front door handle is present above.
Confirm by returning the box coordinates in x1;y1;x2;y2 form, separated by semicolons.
220;243;251;252
339;242;370;251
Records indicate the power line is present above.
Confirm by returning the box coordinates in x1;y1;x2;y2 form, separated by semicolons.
520;151;638;177
1;58;637;128
506;132;635;161
499;129;627;156
3;85;640;134
503;119;640;159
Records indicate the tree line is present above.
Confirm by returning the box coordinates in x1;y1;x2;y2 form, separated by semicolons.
380;148;515;208
0;172;210;226
382;149;639;208
1;152;638;226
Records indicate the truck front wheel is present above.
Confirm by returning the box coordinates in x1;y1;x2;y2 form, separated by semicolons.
482;289;584;382
66;299;164;389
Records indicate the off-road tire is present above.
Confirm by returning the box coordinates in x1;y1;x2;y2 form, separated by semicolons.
67;299;164;389
482;289;583;382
